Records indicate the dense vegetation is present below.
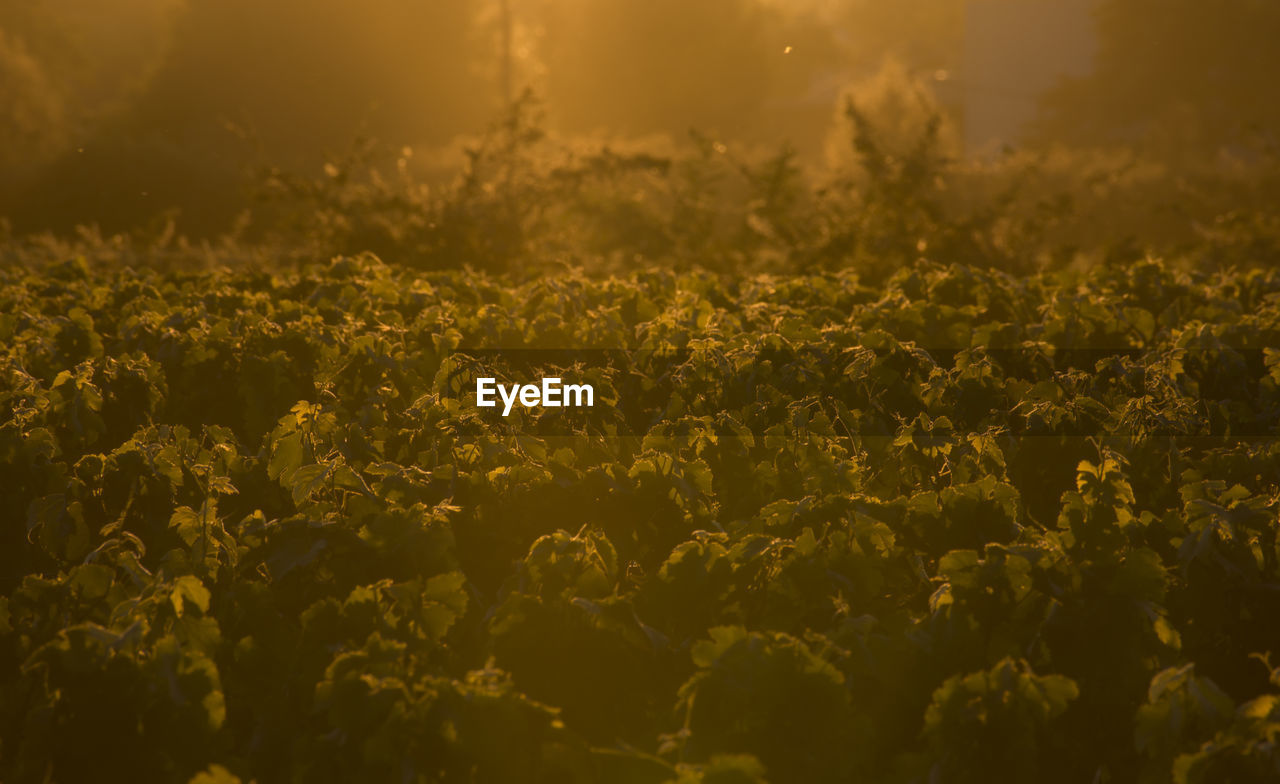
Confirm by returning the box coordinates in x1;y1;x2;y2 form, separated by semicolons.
3;254;1280;782
5;2;1280;781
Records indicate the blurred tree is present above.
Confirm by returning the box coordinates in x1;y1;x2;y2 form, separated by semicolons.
835;0;963;73
0;30;67;171
129;0;489;161
3;0;493;234
0;0;181;171
538;0;843;150
1034;0;1280;155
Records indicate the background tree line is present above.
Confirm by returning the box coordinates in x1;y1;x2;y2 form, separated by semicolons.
0;0;1277;240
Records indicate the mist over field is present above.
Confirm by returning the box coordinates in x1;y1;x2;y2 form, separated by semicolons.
2;0;1277;259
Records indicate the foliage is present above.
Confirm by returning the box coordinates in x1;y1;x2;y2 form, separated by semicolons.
2;255;1280;780
233;81;1280;283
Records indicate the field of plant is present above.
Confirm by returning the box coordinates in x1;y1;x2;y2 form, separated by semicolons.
2;254;1280;782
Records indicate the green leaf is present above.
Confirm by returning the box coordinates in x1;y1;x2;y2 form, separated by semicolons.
154;445;186;488
268;430;304;481
169;505;205;547
1239;694;1279;720
290;463;332;506
938;549;980;588
692;626;749;668
171;575;211;616
793;528;818;557
421;571;469;639
1037;673;1080;714
684;458;714;496
1153;614;1182;650
69;564;115;601
188;765;242;784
